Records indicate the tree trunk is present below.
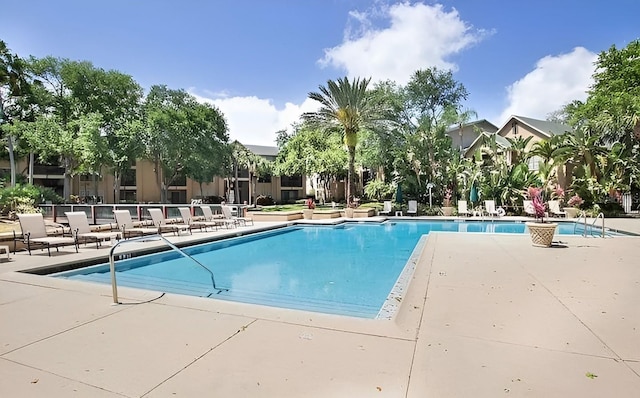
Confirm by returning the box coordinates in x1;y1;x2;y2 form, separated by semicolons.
63;157;72;202
28;152;34;185
113;170;122;204
7;135;16;187
347;145;356;206
233;160;239;204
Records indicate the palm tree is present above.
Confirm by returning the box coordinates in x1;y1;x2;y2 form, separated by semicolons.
304;77;375;206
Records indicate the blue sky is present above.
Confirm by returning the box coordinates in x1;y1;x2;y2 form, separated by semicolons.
2;0;639;146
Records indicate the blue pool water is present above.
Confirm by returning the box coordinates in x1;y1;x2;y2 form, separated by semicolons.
54;220;609;318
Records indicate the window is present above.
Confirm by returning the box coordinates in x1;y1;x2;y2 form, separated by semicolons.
172;173;187;187
121;169;136;186
281;190;299;203
169;190;187;204
80;174;102;182
528;155;542;171
280;175;302;187
119;190;137;202
257;174;272;183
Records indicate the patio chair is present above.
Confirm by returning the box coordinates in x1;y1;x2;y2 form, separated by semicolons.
407;200;418;216
548;200;567;217
178;207;218;232
523;200;536;217
221;205;254;226
200;205;236;229
15;213;78;256
147;208;192;235
380;200;393;216
65;211;120;248
484;200;503;217
113;210;159;238
457;200;470;216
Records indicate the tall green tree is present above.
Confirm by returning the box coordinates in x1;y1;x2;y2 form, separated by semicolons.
0;40;33;186
276;123;347;202
304;77;375;205
142;85;229;203
580;40;640;145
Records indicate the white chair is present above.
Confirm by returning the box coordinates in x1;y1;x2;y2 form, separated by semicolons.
221;205;254;226
113;210;159;238
457;200;470;216
15;213;78;256
380;200;392;215
523;200;536;217
407;200;418;216
484;200;501;217
65;211;120;248
147;208;192;235
548;200;567;217
178;207;218;232
200;205;236;228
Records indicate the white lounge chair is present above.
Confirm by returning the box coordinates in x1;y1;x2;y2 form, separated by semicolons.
147;208;192;235
484;200;501;217
221;205;254;226
458;200;470;216
113;210;159;238
200;205;236;228
548;200;567;217
15;213;78;256
178;207;218;232
380;200;392;216
523;200;536;217
65;211;120;248
407;200;418;216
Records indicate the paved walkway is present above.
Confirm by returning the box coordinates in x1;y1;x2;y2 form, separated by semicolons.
1;218;639;397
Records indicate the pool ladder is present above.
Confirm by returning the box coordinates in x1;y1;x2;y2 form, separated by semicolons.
108;234;227;305
574;211;606;238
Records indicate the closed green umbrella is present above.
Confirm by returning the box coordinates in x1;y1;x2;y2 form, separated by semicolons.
396;184;403;203
470;185;478;204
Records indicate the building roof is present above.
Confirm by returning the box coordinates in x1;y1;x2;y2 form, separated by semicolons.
463;132;511;158
445;119;499;134
243;144;279;157
507;115;572;137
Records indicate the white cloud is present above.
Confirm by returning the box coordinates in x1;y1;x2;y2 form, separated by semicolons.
498;47;597;122
190;92;319;147
319;2;488;84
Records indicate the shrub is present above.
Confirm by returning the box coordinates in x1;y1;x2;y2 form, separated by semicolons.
0;184;63;216
364;179;395;201
255;195;274;206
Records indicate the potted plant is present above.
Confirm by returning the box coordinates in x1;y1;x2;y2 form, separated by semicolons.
441;188;454;216
303;198;315;220
525;187;558;247
564;194;584;218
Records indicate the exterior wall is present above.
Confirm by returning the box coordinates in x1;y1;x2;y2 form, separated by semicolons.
447;120;499;152
497;119;549;149
0;159;306;203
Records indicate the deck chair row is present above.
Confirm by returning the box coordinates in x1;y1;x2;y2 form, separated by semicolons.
15;205;254;256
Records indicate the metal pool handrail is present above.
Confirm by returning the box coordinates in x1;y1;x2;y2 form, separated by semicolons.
574;211;606;238
108;234;227;305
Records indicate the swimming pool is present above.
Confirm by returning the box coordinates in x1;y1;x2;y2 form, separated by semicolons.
53;220;611;318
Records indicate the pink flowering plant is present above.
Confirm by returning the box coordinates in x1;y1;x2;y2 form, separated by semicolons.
528;186;547;222
305;198;315;209
567;194;584;208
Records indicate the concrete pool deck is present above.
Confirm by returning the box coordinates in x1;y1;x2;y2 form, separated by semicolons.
1;217;639;397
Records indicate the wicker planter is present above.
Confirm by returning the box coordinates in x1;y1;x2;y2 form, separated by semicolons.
441;206;454;216
343;208;355;218
525;222;558;247
303;209;314;220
